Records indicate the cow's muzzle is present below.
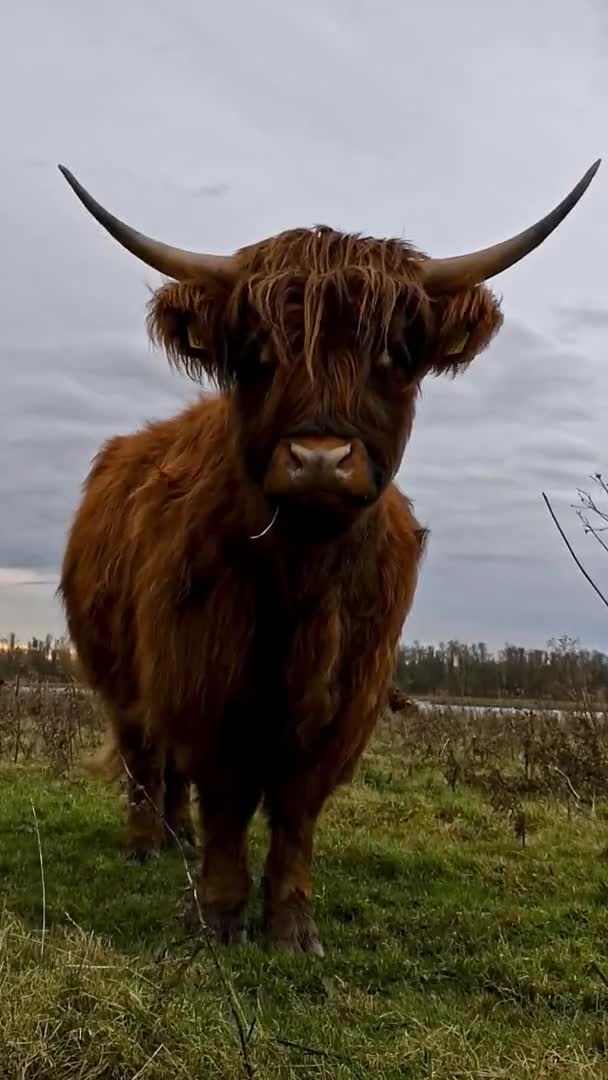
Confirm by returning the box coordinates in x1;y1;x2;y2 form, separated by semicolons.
263;435;376;505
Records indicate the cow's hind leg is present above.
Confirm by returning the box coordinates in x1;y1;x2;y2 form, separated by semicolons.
163;754;196;852
192;766;261;946
118;723;166;863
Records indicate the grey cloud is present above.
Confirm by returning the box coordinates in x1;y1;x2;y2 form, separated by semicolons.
23;158;53;171
445;552;548;566
557;306;608;337
186;184;230;200
1;0;607;653
1;338;198;573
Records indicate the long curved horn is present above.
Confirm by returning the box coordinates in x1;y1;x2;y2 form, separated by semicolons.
420;159;601;295
58;165;235;281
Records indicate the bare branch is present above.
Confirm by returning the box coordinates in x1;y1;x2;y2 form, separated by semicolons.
578;513;608;556
571;472;608;557
576;490;608;526
542;492;608;611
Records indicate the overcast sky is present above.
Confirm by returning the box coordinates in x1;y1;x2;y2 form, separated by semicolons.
1;0;607;652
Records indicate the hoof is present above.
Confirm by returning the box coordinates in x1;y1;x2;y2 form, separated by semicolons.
182;896;248;946
267;898;325;957
203;906;248;947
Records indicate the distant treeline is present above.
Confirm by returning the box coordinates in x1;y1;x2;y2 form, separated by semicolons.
0;634;76;683
1;632;608;703
394;636;608;702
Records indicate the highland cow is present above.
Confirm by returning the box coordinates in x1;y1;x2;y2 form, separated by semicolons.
57;159;599;955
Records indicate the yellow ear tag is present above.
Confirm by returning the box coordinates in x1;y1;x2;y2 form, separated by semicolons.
187;324;205;350
444;330;469;356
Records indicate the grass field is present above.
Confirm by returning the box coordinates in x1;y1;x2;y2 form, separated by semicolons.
1;685;608;1078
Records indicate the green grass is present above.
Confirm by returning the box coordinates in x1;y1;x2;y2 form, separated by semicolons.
2;746;608;1078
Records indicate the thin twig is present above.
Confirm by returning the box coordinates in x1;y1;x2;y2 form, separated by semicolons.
275;1037;357;1065
551;765;581;803
575;497;608;555
119;756;256;1080
30;801;46;961
542;492;608;610
581;519;608;557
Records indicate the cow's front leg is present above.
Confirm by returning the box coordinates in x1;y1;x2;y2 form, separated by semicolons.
193;768;261;945
261;800;324;956
262;696;387;957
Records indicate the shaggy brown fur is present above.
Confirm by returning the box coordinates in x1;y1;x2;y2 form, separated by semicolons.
87;676;416;851
60;224;502;955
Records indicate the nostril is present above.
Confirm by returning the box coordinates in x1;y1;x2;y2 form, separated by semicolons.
332;444;352;468
288;441;352;475
288;442;309;471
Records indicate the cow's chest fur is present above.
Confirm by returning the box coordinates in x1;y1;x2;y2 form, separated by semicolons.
203;529;392;750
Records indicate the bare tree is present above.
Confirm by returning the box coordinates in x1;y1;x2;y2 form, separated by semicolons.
574;473;608;557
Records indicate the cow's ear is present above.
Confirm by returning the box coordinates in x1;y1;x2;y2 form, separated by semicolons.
146;277;232;387
426;285;504;377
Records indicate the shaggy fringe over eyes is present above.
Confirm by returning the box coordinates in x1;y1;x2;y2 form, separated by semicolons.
145;226;505;386
235;227;432;379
